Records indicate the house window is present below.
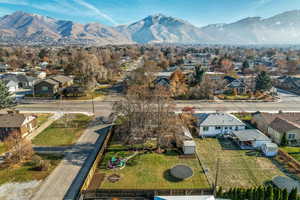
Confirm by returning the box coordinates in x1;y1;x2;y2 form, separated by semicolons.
229;127;232;130
288;133;296;140
235;126;238;131
215;126;221;130
41;86;48;91
203;127;209;131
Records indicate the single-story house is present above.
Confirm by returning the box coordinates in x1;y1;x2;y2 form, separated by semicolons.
272;176;300;193
231;129;271;149
195;113;246;137
252;112;300;134
268;117;300;145
224;76;250;94
3;79;19;93
33;79;59;97
33;75;73;97
0;73;36;89
261;143;278;157
0;111;37;140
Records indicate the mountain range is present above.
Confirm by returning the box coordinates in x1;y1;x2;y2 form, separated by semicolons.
1;10;300;45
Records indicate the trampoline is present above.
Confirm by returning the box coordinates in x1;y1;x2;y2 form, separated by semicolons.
170;164;193;180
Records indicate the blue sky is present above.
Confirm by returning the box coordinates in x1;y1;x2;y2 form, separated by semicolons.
0;0;300;27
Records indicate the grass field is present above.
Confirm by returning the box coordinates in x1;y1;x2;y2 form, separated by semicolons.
0;154;63;185
196;138;285;189
32;114;92;146
36;114;52;127
0;143;6;155
281;146;300;162
98;151;209;189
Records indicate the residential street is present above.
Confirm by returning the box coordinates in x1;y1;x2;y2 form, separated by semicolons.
16;89;300;114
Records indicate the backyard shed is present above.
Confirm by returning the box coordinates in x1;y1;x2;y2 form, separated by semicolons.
232;129;271;149
183;140;196;154
261;143;278;157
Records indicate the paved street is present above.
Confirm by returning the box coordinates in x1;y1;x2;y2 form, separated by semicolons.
16;89;300;114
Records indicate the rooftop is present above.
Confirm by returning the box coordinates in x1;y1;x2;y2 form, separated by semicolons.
232;129;271;142
269;117;300;133
195;113;245;127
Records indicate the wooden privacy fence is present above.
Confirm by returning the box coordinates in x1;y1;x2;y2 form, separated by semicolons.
81;188;213;199
78;125;114;197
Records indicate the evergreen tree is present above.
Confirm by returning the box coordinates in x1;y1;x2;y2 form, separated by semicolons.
288;188;297;200
282;189;289;200
255;71;272;92
242;60;250;73
192;65;205;86
216;186;223;198
0;80;13;109
266;185;274;200
281;132;288;146
274;188;282;200
258;186;265;200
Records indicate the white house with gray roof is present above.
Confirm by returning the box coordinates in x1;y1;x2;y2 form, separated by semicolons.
195;113;246;137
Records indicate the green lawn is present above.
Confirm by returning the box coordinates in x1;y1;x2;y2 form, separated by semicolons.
32;114;92;146
0;143;6;155
36;114;52;127
196;138;285;189
0;154;63;185
281;146;300;162
98;151;209;189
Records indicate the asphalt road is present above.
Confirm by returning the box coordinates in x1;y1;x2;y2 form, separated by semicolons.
16;89;300;114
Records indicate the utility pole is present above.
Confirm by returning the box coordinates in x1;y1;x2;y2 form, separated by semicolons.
91;94;95;116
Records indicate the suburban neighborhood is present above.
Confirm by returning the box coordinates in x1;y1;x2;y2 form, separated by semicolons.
2;1;300;200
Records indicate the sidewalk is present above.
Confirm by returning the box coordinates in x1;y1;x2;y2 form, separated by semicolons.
26;113;63;140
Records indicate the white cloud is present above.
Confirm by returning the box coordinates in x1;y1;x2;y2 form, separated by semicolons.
74;0;117;25
0;0;28;6
0;0;118;25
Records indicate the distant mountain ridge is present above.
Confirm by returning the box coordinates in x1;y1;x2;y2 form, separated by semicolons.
0;11;131;45
1;10;300;45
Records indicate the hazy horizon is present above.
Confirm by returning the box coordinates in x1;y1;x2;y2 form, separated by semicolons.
0;0;300;27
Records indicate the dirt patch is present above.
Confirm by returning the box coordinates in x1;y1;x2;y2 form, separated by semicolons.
107;174;121;183
0;180;41;200
88;173;106;190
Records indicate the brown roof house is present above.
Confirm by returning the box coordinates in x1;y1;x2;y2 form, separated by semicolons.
33;75;73;97
0;111;37;141
268;117;300;145
252;112;300;134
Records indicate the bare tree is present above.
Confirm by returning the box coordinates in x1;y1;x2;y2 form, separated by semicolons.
4;131;33;165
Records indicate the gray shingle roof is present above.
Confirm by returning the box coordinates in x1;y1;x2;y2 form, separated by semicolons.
233;129;271;142
272;176;300;193
195;113;245;126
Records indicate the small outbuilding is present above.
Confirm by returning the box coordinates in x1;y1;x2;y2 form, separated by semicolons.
261;142;278;157
183;140;196;155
